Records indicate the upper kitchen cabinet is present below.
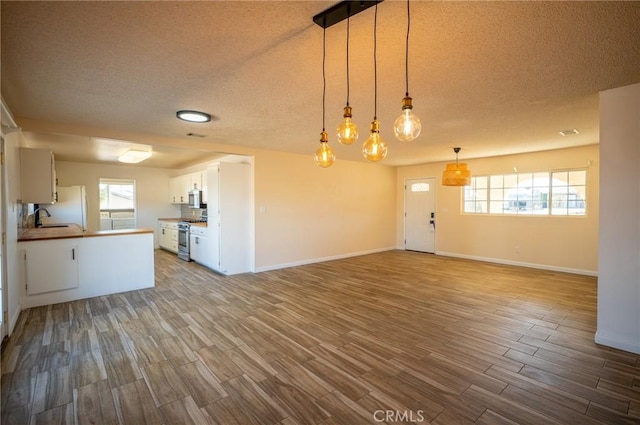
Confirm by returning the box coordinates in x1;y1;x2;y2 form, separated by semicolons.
200;171;208;204
169;174;190;204
169;171;208;204
20;148;57;204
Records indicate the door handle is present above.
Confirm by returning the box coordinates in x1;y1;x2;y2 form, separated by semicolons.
72;248;75;260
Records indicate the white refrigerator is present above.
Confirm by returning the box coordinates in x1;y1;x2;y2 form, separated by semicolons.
41;186;88;231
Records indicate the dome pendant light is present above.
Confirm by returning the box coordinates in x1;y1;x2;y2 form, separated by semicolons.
315;26;336;168
336;15;358;146
442;147;472;186
363;2;388;162
393;0;421;142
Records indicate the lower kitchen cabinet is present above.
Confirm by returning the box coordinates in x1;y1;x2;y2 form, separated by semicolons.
158;220;179;253
189;225;210;267
22;240;79;295
18;231;154;308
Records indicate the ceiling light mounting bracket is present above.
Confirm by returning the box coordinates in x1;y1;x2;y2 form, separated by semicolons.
313;1;384;28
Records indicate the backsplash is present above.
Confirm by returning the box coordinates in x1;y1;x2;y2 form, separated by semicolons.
180;204;207;221
18;203;35;235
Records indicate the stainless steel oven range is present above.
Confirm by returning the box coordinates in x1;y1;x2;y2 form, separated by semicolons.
177;221;191;261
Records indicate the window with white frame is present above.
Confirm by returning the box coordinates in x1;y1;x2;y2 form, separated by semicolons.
463;169;586;216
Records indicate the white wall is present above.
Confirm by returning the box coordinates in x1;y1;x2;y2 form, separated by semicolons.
54;161;180;246
253;150;397;271
396;145;600;275
596;83;640;354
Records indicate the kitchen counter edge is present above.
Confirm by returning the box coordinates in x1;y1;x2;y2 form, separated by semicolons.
18;225;154;242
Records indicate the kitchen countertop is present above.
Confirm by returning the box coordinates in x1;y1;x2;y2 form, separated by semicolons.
18;224;154;242
158;218;207;227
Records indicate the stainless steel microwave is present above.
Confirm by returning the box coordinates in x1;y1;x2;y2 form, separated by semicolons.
188;190;205;208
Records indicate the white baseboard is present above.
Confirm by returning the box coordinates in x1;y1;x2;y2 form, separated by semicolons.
255;246;397;273
595;331;640;355
435;251;598;277
8;304;22;336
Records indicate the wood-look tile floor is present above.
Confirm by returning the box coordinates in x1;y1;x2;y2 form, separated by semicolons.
2;249;639;424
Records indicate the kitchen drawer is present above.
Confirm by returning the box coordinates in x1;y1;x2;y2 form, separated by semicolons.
159;220;179;230
190;226;208;237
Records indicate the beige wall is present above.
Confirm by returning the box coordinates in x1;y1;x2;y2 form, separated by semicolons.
253;150;397;271
396;145;599;274
55;161;180;236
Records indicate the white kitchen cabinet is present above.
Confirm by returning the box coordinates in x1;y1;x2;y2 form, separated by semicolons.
170;171;209;204
207;162;252;275
189;225;210;267
201;170;208;204
18;232;154;309
22;240;79;295
20;148;57;204
158;220;179;253
169;174;190;204
190;172;203;191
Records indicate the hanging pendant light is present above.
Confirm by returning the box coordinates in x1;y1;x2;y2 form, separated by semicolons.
393;0;421;142
336;15;358;146
315;26;336;168
442;147;471;186
315;130;335;167
363;2;388;162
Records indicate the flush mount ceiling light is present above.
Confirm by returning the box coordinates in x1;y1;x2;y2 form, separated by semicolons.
442;147;471;186
176;110;211;123
117;148;152;164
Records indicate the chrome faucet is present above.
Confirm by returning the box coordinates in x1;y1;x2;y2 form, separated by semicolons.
33;207;51;227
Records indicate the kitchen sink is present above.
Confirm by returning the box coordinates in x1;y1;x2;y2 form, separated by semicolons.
39;224;71;228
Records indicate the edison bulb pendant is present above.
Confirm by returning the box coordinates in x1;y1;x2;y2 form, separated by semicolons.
362;119;387;162
314;131;335;168
336;105;359;145
393;96;422;142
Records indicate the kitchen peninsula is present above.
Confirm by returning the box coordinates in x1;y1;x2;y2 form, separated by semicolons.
18;224;154;308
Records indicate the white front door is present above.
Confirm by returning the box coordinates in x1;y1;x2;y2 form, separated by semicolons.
404;177;436;253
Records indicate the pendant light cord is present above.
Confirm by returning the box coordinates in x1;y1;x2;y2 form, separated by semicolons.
373;2;378;120
405;0;410;97
346;16;350;106
322;26;326;132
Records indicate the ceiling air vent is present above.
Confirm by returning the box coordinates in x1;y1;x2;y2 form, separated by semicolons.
187;133;207;138
558;129;579;136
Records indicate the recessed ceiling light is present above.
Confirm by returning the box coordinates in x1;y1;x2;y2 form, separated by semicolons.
176;110;211;123
559;129;580;136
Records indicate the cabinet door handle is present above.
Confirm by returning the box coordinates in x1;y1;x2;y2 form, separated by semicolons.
162;229;165;235
72;248;75;260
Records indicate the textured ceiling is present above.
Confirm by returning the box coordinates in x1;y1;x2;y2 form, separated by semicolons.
2;1;639;168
